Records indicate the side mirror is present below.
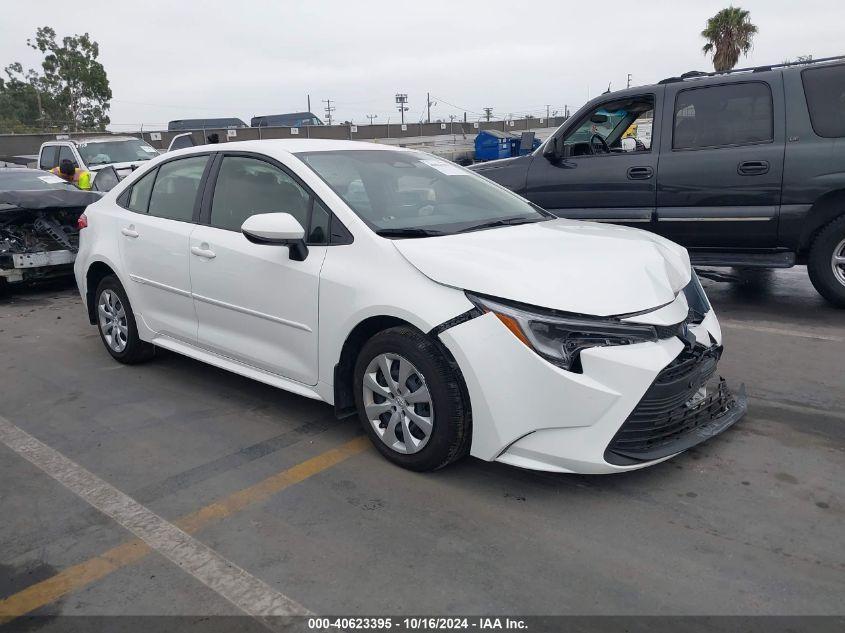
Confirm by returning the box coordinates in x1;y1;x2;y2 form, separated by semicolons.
543;137;561;162
241;212;309;261
91;166;120;192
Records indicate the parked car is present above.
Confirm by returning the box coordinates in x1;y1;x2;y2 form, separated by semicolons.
251;112;324;128
470;56;845;307
38;136;160;181
1;168;101;289
167;118;249;132
74;140;744;473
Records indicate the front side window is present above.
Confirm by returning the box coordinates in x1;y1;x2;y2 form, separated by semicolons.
673;82;773;150
147;156;208;222
298;150;550;235
58;146;78;168
562;95;655;156
77;139;158;167
802;64;845;138
210;156;311;231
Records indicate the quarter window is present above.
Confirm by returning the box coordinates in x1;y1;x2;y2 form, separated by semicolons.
39;146;59;170
147;155;208;222
127;169;157;213
802;64;845;138
673;82;773;150
210;156;310;231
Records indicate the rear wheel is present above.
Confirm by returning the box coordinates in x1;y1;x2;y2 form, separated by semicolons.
353;327;470;471
95;275;155;363
808;215;845;308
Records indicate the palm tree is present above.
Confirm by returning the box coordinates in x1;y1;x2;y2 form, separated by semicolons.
701;6;759;72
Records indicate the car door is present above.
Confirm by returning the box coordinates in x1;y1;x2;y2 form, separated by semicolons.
522;91;661;228
189;153;328;386
654;77;784;247
117;154;211;342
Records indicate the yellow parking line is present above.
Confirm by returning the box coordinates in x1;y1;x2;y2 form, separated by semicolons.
0;435;369;622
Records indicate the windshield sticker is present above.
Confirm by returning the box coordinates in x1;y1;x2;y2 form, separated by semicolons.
38;175;66;184
141;146;157;153
420;159;468;176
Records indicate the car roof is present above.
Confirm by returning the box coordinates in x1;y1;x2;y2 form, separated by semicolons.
166;139;413;157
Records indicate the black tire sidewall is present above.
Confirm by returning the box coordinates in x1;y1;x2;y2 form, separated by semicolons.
808;216;845;307
94;275;150;362
353;327;469;471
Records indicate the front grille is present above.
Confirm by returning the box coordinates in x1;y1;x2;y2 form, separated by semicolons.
605;344;743;465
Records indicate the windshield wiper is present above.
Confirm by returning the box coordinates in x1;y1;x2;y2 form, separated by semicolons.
374;227;446;238
455;216;548;234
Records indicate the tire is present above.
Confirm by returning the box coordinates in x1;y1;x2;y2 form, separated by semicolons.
353;326;470;471
807;215;845;308
94;275;155;363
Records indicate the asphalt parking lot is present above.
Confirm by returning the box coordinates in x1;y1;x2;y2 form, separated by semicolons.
0;267;843;625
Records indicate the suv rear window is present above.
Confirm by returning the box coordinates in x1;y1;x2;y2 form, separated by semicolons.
673;82;773;150
802;64;845;138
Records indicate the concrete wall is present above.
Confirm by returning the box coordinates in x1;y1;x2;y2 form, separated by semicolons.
0;116;567;158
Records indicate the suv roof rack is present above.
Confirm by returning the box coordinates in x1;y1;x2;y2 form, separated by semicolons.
658;55;845;84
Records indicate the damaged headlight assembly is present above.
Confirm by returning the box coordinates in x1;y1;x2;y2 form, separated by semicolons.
466;293;661;372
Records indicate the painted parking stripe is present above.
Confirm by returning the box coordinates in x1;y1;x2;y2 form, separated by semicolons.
720;320;845;343
0;414;369;622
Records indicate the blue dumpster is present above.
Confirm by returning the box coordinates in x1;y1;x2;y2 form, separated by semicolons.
474;129;515;161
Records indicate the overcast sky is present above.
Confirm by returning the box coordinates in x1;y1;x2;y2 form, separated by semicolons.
1;0;842;130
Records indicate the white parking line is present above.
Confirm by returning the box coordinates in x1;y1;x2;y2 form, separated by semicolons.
720;320;845;343
0;414;310;623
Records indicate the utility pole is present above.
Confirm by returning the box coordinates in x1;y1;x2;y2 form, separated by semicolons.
483;107;493;122
395;93;408;125
322;99;335;125
366;114;378;125
426;92;436;124
307;94;311;113
627;73;632;89
545;104;550;120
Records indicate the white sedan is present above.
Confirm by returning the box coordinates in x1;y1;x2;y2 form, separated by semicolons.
73;140;745;473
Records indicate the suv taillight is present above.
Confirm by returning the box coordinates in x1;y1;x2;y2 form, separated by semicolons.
77;213;88;230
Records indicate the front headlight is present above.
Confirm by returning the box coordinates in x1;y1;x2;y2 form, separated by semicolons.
466;293;659;372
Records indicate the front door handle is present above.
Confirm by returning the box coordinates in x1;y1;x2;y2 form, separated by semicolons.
121;226;139;238
190;245;216;259
627;166;654;180
738;160;770;175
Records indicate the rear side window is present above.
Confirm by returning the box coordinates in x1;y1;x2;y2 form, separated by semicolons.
210;156;310;231
148;156;208;222
673;82;773;150
802;65;845;138
39;146;59;170
128;169;157;213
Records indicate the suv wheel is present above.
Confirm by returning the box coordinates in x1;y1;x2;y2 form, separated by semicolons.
353;326;470;471
95;275;155;363
808;215;845;307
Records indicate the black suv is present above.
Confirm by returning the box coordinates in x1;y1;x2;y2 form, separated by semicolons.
471;57;845;307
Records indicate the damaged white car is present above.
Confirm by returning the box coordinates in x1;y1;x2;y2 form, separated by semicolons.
74;140;746;474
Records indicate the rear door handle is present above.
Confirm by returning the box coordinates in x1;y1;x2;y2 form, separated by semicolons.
627;166;654;180
190;245;216;259
121;226;139;238
738;160;769;175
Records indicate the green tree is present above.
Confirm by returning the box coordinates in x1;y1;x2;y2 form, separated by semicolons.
701;6;759;72
1;26;111;132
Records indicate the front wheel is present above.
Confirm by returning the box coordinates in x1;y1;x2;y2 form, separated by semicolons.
807;215;845;308
353;327;470;471
95;275;155;363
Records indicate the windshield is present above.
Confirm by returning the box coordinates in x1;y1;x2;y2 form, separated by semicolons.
297;150;550;236
0;170;77;192
77;139;158;167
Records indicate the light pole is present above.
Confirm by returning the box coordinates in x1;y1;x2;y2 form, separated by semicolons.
366;114;378;125
395;93;408;125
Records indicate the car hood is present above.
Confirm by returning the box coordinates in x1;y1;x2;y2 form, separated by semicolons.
392;219;691;316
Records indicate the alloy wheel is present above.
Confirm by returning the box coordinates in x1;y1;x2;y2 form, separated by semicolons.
832;238;845;287
98;289;128;353
362;353;434;454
